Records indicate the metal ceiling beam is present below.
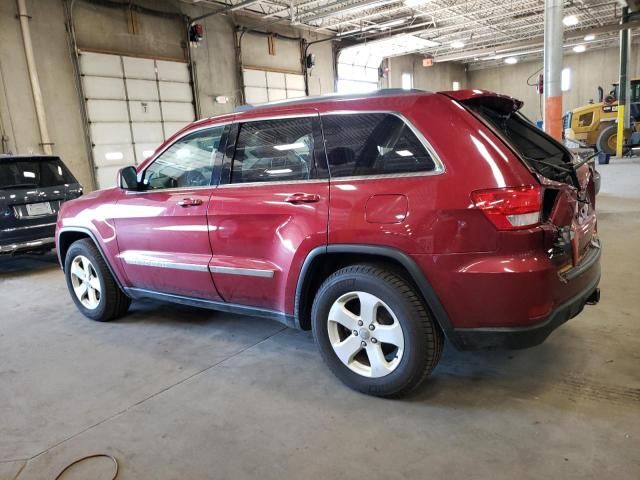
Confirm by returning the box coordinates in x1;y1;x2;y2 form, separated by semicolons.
297;0;398;23
432;18;640;63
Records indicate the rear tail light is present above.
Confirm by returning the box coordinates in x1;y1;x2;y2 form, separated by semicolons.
471;185;542;230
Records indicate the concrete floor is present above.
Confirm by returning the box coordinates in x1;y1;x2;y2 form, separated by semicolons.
1;160;639;480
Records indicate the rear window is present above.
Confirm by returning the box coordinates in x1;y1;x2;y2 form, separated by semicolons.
322;113;436;178
0;157;77;189
467;104;574;184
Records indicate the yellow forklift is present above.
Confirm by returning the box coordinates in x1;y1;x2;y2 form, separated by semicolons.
563;78;640;155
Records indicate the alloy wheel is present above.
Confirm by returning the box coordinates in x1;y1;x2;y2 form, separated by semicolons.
70;255;102;310
327;291;405;378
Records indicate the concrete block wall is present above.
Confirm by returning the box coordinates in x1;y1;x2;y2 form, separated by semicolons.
387;54;467;92
0;0;335;190
467;45;640;121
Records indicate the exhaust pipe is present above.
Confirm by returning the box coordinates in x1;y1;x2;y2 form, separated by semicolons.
586;288;600;305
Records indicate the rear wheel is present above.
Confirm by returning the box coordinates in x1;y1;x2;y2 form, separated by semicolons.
64;239;130;321
596;124;629;156
311;265;443;397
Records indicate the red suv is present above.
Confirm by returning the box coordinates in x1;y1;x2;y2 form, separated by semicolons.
56;89;601;397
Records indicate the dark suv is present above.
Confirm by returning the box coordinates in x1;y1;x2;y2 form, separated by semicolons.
1;155;82;254
56;90;601;397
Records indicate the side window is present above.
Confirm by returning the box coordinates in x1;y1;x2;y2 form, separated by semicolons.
143;126;224;190
231;117;315;184
322;113;436;178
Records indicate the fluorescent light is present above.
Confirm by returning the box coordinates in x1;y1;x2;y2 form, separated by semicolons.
563;15;579;26
273;142;305;151
404;0;428;7
561;67;571;91
377;17;408;29
23;171;36;178
573;44;586;53
504;57;518;65
265;168;292;175
105;151;124;161
396;150;413;157
584;33;595;41
451;40;465;49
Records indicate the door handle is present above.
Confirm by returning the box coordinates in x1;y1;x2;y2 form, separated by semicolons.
284;193;320;204
177;198;203;207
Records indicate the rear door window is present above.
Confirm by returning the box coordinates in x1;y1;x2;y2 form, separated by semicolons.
0;157;77;189
321;113;436;178
231;117;316;184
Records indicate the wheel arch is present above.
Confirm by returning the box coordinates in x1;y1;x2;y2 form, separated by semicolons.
57;227;127;293
294;244;460;347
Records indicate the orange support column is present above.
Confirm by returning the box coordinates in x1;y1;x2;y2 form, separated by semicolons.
545;95;563;141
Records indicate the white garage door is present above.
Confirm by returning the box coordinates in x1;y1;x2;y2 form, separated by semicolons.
243;69;306;105
79;51;195;188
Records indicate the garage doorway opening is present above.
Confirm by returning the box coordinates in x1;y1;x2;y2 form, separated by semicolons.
79;51;195;188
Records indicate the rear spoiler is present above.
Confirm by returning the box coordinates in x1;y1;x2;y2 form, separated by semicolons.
439;90;523;114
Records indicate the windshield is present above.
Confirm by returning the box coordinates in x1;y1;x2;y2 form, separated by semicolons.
0;157;77;189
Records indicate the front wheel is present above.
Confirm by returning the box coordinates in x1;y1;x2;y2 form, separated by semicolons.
311;265;443;397
64;239;131;321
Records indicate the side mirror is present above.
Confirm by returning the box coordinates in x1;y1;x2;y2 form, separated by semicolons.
117;166;140;190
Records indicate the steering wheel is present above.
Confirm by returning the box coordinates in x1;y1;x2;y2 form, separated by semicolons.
181;169;208;187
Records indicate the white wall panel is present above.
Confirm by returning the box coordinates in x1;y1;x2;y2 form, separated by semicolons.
244;87;268;104
159;81;193;102
163;122;188;139
79;52;122;77
285;73;305;91
243;69;305;105
122;56;156;80
287;89;306;98
156;60;190;82
161;102;194;122
268;89;287;101
95;166;122;189
135;143;160;162
243;69;267;87
86;99;128;122
92;144;135;167
126;79;159;101
90;122;131;145
131;122;164;143
128;100;161;122
82;76;125;100
266;71;286;89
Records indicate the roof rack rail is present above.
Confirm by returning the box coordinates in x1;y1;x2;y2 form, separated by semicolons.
232;88;430;112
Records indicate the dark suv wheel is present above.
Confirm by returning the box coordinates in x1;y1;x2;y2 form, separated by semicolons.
311;264;443;397
64;239;131;321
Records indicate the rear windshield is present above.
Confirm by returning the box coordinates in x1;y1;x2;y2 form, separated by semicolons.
467;104;575;185
0;157;77;189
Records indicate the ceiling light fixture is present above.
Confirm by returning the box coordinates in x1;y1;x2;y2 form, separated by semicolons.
573;44;586;53
451;40;465;49
584;33;595;41
404;0;428;7
504;57;518;65
562;15;579;26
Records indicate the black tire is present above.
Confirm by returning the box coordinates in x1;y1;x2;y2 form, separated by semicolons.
64;238;131;321
596;124;617;155
311;264;443;398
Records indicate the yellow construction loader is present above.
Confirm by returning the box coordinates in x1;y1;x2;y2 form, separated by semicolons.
563;78;640;155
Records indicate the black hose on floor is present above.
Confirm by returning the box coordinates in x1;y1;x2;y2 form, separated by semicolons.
54;454;118;480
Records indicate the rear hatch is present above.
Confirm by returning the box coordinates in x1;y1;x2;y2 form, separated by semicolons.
444;91;599;278
0;156;82;242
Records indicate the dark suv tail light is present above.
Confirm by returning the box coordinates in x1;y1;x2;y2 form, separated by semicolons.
471;185;542;230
